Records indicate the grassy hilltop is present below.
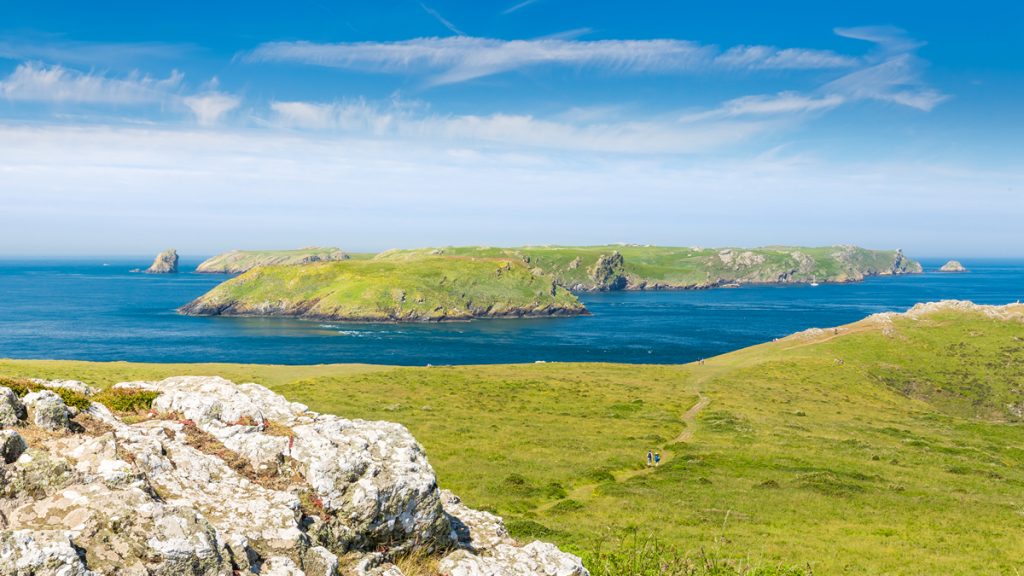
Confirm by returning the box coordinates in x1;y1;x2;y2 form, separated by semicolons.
195;247;349;274
376;245;922;291
181;255;586;322
4;301;1023;573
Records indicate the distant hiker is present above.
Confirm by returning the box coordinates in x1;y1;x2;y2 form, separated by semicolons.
647;451;653;467
698;358;705;366
654;452;661;466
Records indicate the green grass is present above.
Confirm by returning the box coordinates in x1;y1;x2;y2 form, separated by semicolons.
1;303;1021;573
375;245;921;290
182;255;585;321
195;247;349;273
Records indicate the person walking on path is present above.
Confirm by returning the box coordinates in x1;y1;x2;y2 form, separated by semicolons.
654;452;661;466
647;450;653;467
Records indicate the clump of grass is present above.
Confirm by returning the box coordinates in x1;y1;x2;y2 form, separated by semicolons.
0;375;91;411
93;388;160;414
392;547;442;576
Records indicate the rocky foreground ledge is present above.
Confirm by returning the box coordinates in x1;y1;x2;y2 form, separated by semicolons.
0;376;588;576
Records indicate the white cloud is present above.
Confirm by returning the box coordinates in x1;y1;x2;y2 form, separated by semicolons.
0;123;1017;256
824;54;947;111
184;92;241;126
419;3;466;36
0;62;182;104
682;93;846;122
269;99;771;154
246;36;858;86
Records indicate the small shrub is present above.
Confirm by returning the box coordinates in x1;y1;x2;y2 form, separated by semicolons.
505;518;559;539
93;388;160;414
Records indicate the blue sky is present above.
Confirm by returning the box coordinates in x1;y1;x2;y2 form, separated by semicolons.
0;1;1021;256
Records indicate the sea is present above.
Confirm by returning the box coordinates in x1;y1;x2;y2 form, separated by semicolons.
0;257;1021;366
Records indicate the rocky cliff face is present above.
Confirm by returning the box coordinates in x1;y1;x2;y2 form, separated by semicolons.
0;376;588;576
145;249;179;274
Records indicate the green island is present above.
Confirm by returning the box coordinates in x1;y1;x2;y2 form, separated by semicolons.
195;247;350;274
4;300;1022;574
182;255;585;321
376;245;922;291
182;245;921;323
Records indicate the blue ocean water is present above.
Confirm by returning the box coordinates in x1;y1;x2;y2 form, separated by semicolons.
0;257;1021;366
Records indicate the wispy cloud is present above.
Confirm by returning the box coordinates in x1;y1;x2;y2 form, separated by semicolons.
419;3;466;36
0;36;191;68
246;36;858;86
269;99;771;154
184;92;241;126
502;0;540;15
0;62;183;104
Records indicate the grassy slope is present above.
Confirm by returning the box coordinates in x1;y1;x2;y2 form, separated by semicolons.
195;247;349;273
2;304;1022;573
375;245;920;290
182;256;585;322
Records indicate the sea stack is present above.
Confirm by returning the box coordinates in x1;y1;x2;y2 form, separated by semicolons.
939;260;967;273
145;249;179;274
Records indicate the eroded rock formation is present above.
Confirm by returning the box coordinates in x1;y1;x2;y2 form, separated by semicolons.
0;377;588;576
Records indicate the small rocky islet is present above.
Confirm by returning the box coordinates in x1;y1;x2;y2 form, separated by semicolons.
179;245;922;323
940;260;968;273
0;375;588;576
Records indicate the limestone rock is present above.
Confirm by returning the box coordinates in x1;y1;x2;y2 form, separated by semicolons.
1;375;584;576
441;490;514;553
940;260;967;273
145;376;451;553
439;542;589;576
30;378;98;396
0;430;27;464
146;249;179;274
0;529;96;576
22;390;71;431
0;386;27;426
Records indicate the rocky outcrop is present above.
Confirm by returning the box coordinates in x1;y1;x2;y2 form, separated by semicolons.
0;376;588;576
145;249;179;274
939;260;967;273
587;251;628;291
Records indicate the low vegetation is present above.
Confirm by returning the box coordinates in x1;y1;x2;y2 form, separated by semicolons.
375;245;921;290
2;303;1021;573
180;256;586;321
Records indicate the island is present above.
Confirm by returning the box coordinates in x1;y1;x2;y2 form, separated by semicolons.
940;259;968;272
180;256;586;322
142;248;178;274
180;244;921;322
375;245;923;291
195;247;349;274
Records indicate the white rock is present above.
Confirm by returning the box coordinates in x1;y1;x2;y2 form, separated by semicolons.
31;379;99;396
439;542;589;576
0;386;27;426
0;529;96;576
22;390;71;431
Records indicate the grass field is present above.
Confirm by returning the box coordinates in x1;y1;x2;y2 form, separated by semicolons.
2;302;1022;574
